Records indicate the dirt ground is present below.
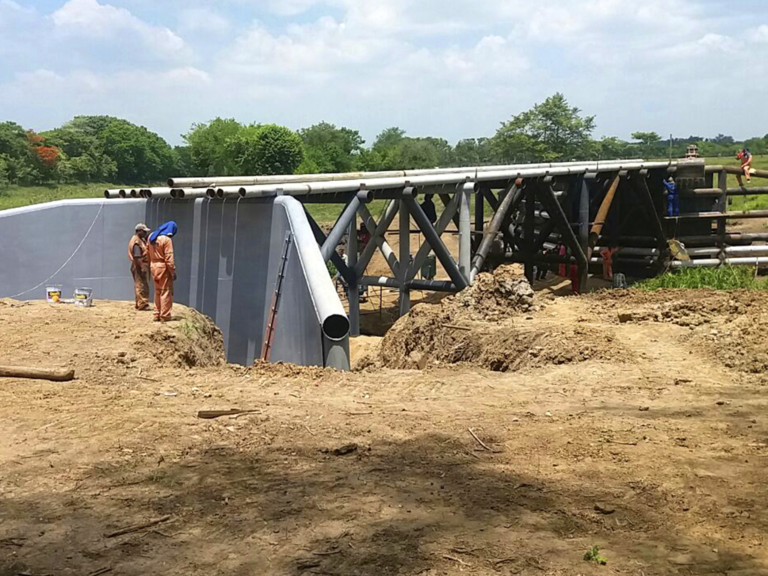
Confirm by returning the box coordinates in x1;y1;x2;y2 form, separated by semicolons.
3;277;768;576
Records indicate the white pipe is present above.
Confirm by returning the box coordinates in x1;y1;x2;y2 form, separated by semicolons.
235;161;675;199
111;159;672;201
168;159;643;189
671;257;768;268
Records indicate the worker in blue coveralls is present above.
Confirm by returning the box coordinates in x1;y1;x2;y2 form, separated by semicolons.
663;177;679;217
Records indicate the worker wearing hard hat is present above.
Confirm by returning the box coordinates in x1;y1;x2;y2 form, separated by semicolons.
128;223;151;310
147;221;178;322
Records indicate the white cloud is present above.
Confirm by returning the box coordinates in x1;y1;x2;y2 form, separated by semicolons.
749;24;768;44
698;33;741;54
51;0;188;58
2;0;768;146
178;8;231;36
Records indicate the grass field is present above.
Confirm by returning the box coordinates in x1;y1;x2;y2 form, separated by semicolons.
0;182;361;225
0;183;112;211
636;265;768;291
2;155;768;224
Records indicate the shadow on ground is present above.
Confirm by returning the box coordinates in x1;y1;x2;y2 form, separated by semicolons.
2;431;767;576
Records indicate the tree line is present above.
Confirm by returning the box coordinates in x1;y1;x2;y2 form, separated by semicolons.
2;93;766;187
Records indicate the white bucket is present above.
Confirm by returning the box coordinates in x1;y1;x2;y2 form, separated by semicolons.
74;287;93;307
46;285;63;303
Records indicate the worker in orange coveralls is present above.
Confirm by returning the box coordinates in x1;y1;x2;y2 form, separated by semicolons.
147;221;177;322
127;223;151;310
601;246;619;281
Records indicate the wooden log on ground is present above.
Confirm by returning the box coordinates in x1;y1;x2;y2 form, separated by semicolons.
0;365;75;382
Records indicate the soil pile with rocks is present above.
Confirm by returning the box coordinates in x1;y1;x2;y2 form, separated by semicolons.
141;307;225;368
375;266;624;371
594;289;768;375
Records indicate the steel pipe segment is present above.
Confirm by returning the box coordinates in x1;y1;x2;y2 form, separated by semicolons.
167;159;643;189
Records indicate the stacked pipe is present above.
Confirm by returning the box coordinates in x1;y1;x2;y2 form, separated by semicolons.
104;159;664;201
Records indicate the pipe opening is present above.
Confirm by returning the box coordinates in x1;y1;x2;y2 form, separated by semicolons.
144;190;153;199
103;190;111;199
130;190;139;198
206;188;217;199
216;189;225;199
322;314;350;341
118;190;127;198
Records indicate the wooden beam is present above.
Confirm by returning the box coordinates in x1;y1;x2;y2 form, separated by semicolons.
588;174;621;259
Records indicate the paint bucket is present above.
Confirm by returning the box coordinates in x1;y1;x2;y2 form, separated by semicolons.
46;285;63;304
74;287;93;307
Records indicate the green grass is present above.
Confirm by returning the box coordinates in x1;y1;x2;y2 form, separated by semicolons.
583;545;608;565
0;182;388;225
636;265;768;291
707;155;768;212
0;182;114;211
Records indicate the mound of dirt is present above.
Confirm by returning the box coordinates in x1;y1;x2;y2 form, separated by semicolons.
450;264;535;320
140;307;225;368
377;266;624;371
592;289;768;374
594;289;762;327
0;300;225;379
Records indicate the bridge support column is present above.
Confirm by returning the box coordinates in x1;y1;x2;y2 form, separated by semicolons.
399;198;411;316
347;208;360;337
579;178;591;291
459;183;473;282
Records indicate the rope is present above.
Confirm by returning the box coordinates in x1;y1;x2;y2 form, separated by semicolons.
9;203;105;299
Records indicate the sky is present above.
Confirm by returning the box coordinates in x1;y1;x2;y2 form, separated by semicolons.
1;0;767;146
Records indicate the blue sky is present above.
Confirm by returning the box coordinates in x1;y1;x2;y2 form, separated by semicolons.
1;0;767;146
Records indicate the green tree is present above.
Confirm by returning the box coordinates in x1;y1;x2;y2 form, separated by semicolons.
594;136;630;160
299;122;364;173
383;139;441;170
226;124;304;175
99;119;175;183
631;131;663;159
0;122;36;183
493;93;596;162
373;127;406;154
183;118;242;176
453;138;496;166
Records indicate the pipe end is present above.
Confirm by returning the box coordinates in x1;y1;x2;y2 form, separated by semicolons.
322;314;350;342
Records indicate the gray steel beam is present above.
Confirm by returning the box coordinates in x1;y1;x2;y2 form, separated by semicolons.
470;183;520;281
439;193;461;230
579;179;590;258
358;203;401;278
399;199;411;315
459;182;473;281
347;208;360;338
407;191;460;282
359;275;458;293
629;171;667;253
524;186;536;284
320;192;367;262
539;182;588;287
304;209;354;284
404;190;468;291
474;185;486;252
355;200;399;277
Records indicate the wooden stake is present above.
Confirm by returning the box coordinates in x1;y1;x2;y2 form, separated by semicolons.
0;365;74;382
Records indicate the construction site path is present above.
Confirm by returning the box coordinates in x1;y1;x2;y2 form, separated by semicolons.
2;287;768;576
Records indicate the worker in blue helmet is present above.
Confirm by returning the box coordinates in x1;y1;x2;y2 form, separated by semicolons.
662;177;679;217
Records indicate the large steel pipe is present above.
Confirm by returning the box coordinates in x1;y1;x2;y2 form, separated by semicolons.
115;161;670;202
168;159;643;189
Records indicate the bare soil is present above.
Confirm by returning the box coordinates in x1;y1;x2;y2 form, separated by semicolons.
2;284;768;575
